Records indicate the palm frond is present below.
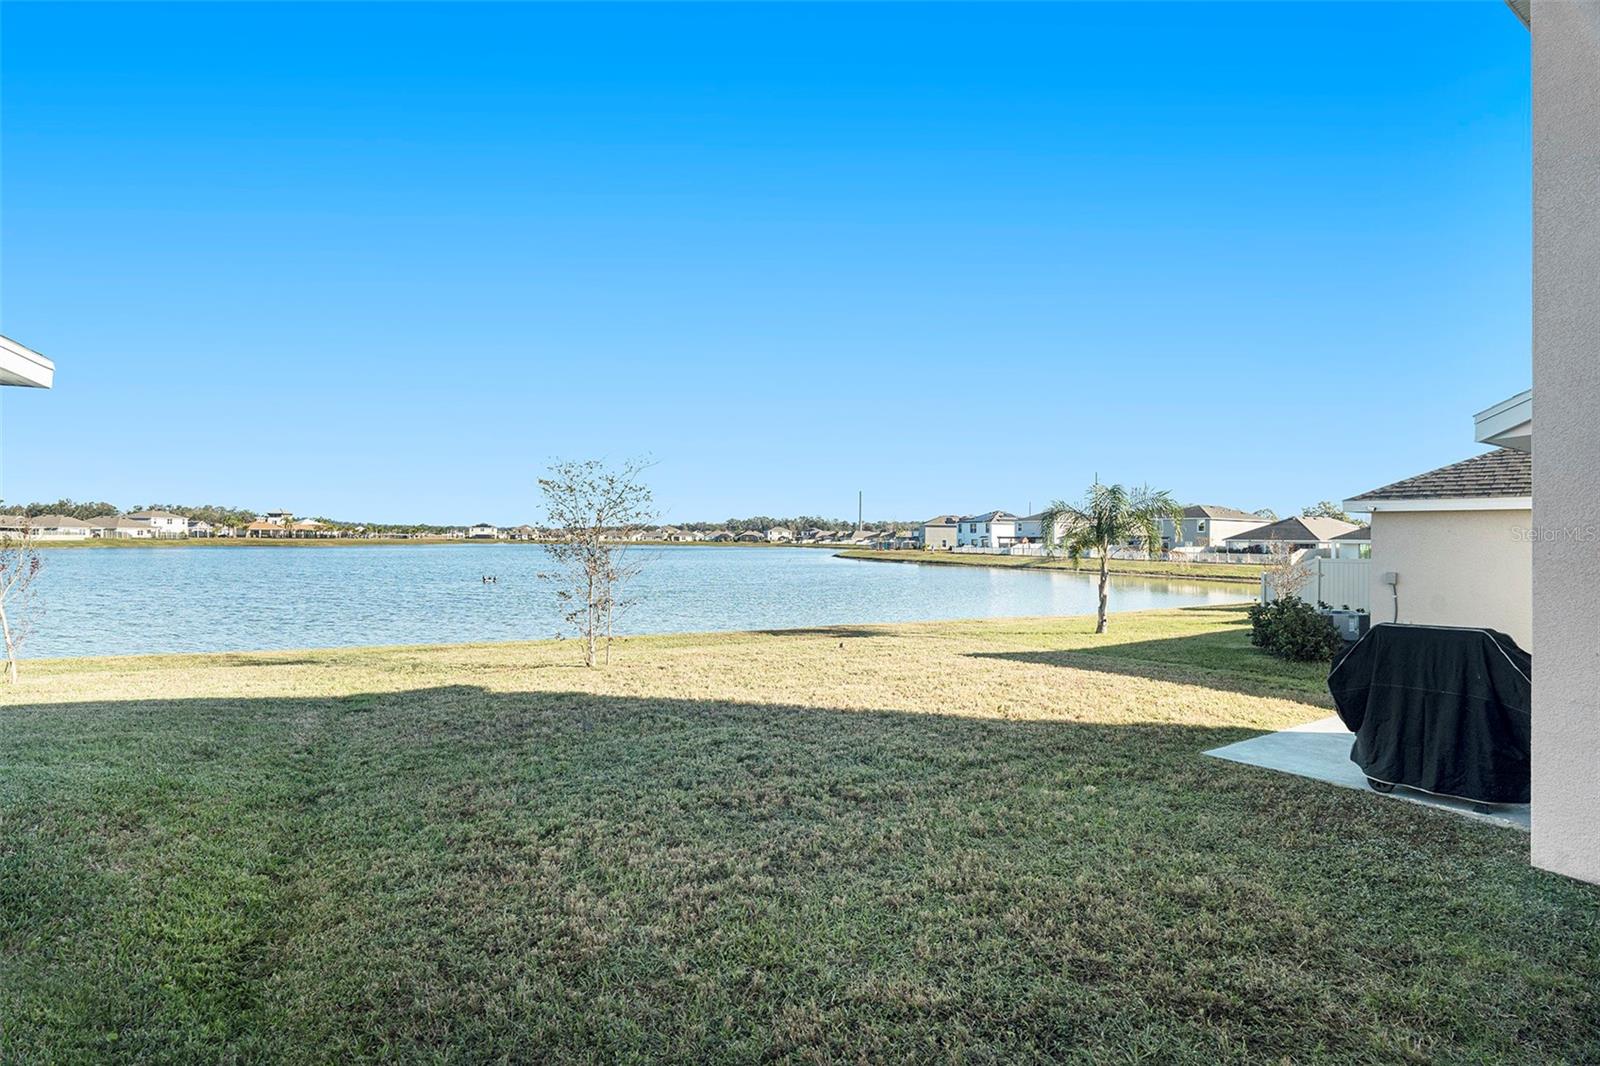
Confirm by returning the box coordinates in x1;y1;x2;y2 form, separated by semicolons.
1038;500;1084;558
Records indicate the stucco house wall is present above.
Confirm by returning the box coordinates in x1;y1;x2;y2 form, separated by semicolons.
1531;0;1600;884
1367;508;1532;648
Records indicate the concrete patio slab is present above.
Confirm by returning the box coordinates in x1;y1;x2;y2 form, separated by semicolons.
1205;715;1530;831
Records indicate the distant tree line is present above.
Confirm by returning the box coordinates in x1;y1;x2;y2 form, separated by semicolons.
1300;500;1366;527
315;519;467;536
12;498;121;519
134;503;259;528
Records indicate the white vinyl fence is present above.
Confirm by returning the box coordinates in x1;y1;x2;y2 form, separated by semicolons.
1261;557;1371;612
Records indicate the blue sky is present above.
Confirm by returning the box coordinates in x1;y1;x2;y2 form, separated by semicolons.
0;2;1530;524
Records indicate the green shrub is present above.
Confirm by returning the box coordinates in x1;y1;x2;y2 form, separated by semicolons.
1247;598;1344;662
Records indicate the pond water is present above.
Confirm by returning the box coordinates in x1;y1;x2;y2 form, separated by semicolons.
23;545;1252;658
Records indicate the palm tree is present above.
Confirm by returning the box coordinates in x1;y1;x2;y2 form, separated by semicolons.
1040;483;1183;634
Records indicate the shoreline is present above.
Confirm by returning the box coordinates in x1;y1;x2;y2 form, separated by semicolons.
20;602;1258;668
19;602;1257;671
834;547;1264;585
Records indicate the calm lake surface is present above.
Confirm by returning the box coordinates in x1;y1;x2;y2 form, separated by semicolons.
27;545;1252;659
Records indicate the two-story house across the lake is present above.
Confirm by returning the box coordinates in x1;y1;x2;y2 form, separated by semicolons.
956;511;1018;548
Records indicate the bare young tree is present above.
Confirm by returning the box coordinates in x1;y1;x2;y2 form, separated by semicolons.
0;517;44;684
537;459;655;667
1262;536;1316;604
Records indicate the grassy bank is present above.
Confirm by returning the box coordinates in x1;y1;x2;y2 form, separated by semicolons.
838;547;1265;584
3;608;1596;1062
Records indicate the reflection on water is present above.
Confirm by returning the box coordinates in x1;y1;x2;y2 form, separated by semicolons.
27;545;1253;658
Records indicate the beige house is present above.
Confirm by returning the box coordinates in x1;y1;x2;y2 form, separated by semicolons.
1013;513;1062;547
1325;3;1599;887
89;516;155;539
33;514;93;541
1160;505;1267;549
0;514;92;541
920;515;960;550
1345;446;1531;648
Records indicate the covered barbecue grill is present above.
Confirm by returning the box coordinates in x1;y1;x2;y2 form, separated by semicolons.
1327;624;1532;805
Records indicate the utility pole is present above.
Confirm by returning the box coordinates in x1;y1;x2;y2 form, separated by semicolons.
857;491;863;532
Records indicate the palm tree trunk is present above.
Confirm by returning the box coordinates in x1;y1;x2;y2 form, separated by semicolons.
1096;544;1110;633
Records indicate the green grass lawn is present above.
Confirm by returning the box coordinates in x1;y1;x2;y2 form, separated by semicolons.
3;607;1596;1062
837;547;1266;584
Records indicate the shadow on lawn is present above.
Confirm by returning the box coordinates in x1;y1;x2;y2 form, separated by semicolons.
750;624;900;639
6;683;1581;1063
2;685;1469;865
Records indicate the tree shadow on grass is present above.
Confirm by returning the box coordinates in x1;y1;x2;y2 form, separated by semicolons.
1;684;1583;1065
750;624;900;639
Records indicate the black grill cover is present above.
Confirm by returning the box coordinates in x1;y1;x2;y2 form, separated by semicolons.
1327;624;1532;804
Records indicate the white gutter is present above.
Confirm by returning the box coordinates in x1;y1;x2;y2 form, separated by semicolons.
0;334;54;389
1344;496;1532;513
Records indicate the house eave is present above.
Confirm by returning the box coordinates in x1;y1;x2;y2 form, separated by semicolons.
0;335;54;388
1475;389;1532;453
1344;495;1533;513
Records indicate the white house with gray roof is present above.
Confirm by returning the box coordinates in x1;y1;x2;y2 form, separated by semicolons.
88;515;155;539
125;510;189;538
957;511;1018;548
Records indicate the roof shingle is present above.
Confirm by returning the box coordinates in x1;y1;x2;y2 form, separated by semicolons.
1225;515;1362;543
1182;504;1262;521
1349;449;1531;503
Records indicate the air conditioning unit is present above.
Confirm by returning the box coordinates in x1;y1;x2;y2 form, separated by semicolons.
1326;609;1370;642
